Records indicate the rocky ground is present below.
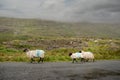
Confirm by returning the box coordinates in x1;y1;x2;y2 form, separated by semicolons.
0;60;120;80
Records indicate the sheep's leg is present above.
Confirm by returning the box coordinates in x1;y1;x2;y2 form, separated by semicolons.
72;59;74;63
38;57;42;63
72;58;77;63
86;59;89;62
93;59;95;62
75;59;78;63
41;58;44;63
81;58;84;63
31;58;34;63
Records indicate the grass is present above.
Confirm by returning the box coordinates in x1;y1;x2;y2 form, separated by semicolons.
0;41;120;62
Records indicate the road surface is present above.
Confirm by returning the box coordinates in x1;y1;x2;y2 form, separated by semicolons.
0;60;120;80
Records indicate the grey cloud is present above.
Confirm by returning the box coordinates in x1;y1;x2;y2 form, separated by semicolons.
0;0;120;23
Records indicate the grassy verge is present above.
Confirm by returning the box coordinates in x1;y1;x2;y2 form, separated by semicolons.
0;38;120;62
0;47;120;62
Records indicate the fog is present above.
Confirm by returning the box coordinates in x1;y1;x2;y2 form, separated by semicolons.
0;0;120;23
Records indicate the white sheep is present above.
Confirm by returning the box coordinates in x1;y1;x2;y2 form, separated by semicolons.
23;49;45;63
81;51;95;62
69;51;95;63
69;51;84;63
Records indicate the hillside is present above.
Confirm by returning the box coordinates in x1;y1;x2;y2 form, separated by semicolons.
0;17;120;41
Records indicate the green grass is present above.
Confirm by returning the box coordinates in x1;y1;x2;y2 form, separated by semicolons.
0;43;120;62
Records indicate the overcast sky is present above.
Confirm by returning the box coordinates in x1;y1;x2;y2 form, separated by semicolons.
0;0;120;23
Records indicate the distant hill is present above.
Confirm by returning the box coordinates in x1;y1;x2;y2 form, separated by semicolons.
0;17;120;41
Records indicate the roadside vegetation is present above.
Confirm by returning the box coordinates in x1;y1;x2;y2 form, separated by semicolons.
0;39;120;62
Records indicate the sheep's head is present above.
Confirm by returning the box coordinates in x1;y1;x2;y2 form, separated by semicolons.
79;51;82;53
23;48;29;52
69;53;72;56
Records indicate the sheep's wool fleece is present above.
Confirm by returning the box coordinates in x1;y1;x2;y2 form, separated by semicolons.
71;52;83;59
36;50;45;57
82;52;94;59
27;50;45;58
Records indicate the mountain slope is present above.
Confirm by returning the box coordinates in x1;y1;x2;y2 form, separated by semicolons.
0;17;120;41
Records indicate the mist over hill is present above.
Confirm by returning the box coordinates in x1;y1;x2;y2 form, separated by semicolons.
0;0;120;23
0;17;120;41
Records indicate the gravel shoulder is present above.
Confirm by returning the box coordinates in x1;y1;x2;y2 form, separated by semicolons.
0;60;120;80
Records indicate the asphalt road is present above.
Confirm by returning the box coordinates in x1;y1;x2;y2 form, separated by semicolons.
0;60;120;80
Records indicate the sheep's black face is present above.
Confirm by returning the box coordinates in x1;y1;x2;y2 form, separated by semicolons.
69;53;72;56
79;51;82;53
23;48;29;52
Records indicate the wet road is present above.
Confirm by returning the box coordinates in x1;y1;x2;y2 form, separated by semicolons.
0;60;120;80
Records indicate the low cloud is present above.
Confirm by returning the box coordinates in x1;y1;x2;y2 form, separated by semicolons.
0;0;120;23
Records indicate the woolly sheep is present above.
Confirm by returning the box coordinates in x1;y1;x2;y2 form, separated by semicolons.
23;49;45;63
82;51;95;62
69;51;95;63
69;51;84;63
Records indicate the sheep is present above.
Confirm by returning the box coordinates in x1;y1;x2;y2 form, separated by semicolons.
69;51;95;63
81;51;95;62
69;51;84;63
23;48;45;63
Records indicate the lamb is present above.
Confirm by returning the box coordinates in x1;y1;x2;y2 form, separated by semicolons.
69;51;84;63
81;51;95;62
23;48;45;63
